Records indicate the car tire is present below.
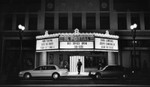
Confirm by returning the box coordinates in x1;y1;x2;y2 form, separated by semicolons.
95;73;101;79
24;73;31;79
52;73;60;80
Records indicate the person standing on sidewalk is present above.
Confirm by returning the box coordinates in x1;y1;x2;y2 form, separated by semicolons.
77;59;82;74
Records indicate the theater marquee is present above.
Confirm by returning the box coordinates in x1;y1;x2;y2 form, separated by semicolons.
36;38;58;50
59;34;94;49
95;38;118;50
60;42;93;49
36;29;119;52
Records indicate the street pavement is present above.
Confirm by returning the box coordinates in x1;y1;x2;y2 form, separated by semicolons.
1;72;150;87
1;78;150;87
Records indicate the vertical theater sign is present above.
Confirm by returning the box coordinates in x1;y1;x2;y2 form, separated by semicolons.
36;29;119;73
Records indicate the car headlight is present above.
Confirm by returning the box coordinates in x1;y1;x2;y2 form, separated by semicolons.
132;70;135;74
90;72;96;75
19;72;23;75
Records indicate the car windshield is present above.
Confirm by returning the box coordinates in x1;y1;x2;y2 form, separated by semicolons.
101;66;107;71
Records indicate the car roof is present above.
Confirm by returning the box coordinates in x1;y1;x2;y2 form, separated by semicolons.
107;65;122;67
104;65;123;68
38;65;57;67
102;65;123;70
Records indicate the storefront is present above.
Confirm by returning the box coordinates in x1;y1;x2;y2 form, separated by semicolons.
35;29;119;73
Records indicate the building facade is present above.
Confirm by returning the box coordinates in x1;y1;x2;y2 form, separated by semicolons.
0;0;150;75
35;29;119;73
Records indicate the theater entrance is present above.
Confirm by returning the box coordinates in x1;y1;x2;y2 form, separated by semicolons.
69;56;84;73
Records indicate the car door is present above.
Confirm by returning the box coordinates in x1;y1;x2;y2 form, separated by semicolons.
49;66;57;76
112;66;120;77
42;66;57;77
32;66;44;77
101;66;115;77
114;66;124;77
40;66;49;77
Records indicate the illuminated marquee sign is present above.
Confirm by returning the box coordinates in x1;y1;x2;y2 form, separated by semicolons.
60;35;94;49
95;38;118;50
36;29;119;51
36;38;58;50
59;35;94;41
60;42;93;49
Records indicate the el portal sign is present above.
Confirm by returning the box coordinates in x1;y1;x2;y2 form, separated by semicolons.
59;35;94;49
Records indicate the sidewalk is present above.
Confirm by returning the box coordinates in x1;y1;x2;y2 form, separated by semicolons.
67;72;89;76
64;72;91;79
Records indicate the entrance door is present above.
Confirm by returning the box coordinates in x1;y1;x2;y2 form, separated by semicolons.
70;56;84;73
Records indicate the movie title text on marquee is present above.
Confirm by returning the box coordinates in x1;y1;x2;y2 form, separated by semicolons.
36;38;58;50
95;38;118;50
60;42;93;49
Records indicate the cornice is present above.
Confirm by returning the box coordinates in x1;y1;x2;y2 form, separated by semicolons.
36;28;119;39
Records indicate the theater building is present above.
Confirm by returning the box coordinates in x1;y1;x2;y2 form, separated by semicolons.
0;0;150;76
35;29;119;73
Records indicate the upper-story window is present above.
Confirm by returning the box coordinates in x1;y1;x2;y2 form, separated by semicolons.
114;0;148;12
131;13;140;30
26;0;41;12
45;13;54;30
59;13;68;30
118;13;127;30
4;14;13;31
28;14;38;30
100;13;110;30
9;0;41;12
86;13;96;30
72;13;82;30
5;39;35;49
144;13;150;30
16;14;25;30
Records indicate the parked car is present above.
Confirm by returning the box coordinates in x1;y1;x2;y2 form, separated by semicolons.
19;65;68;80
89;65;134;79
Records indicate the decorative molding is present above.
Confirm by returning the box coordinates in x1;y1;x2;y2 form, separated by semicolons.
36;29;119;39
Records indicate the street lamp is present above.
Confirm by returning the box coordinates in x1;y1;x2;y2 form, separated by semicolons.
130;23;137;69
18;24;25;71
